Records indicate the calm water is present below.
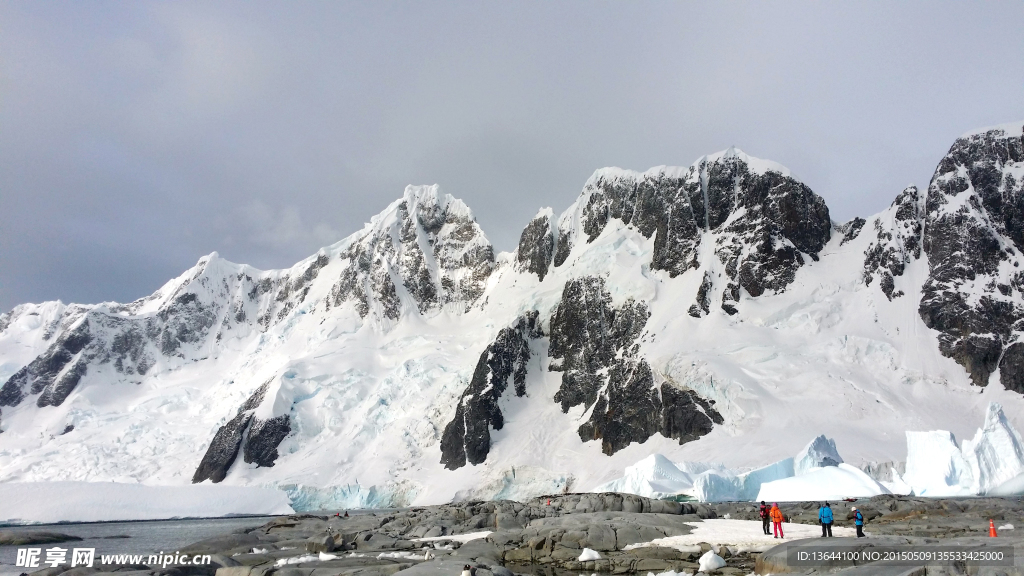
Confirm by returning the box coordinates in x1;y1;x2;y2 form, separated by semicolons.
0;516;278;570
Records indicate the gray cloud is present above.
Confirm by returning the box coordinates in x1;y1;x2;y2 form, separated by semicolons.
1;1;1023;310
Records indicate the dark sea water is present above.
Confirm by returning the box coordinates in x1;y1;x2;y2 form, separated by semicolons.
0;516;278;572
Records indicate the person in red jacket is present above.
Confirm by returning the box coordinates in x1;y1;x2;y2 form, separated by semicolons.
759;501;771;535
770;503;785;538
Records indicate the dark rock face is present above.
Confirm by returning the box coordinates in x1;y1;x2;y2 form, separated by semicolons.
687;271;714;318
0;320;92;408
917;124;1024;388
193;380;291;483
440;312;543;470
330;189;495;319
553;228;573;267
515;212;556;281
548;277;721;455
192;411;252;484
244;415;292;468
559;152;831;314
863;186;925;300
441;277;721;466
838;217;866;245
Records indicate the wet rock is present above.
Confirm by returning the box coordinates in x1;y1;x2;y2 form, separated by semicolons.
180;533;264;555
205;556;240;569
584;525;616;551
0;531;83;545
305;534;335;553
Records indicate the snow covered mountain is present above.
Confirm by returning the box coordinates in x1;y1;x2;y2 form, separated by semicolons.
1;122;1023;508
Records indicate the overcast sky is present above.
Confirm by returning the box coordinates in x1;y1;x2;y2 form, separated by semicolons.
1;2;1022;311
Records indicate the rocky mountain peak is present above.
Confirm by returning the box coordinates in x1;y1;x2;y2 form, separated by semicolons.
538;149;830;316
919;121;1024;390
515;207;556;281
862;185;927;300
327;184;495;320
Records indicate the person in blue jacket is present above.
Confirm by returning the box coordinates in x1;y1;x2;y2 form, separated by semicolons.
852;506;865;537
818;502;834;537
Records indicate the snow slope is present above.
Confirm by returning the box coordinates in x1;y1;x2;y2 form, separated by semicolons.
2;124;1024;513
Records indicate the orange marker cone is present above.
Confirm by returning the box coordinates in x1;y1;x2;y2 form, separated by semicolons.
989;519;998;537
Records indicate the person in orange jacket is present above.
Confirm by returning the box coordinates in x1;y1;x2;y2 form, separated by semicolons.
770;503;785;538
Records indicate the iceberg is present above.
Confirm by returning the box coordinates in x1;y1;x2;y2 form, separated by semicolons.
881;471;914;495
691;469;740;502
737;458;795;501
988;472;1024;496
794;435;844;475
902;403;1024;496
755;463;891;502
592;408;1024;503
961;402;1024;495
592;454;694;498
674;461;727;475
902;430;973;496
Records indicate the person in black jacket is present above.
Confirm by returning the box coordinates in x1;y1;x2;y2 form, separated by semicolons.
818;502;834;537
759;501;771;535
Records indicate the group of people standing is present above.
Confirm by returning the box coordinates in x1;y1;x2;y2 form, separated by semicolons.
758;501;865;538
758;501;787;538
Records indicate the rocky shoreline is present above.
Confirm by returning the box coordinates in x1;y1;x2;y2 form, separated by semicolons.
14;493;1024;576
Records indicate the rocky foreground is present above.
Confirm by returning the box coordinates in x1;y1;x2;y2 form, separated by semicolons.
18;493;1024;576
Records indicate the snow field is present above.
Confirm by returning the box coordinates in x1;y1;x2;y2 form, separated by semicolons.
625;519;856;554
